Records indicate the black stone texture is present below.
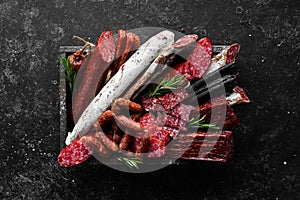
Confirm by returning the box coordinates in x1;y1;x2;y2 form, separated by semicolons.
1;0;300;199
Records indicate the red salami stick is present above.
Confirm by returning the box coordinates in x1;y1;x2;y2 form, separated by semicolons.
173;37;212;81
225;43;240;64
73;31;116;122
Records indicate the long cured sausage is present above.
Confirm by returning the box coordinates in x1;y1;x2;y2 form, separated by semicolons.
72;31;116;122
66;30;175;145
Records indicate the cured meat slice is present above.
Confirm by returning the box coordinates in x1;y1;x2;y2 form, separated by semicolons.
141;96;164;112
139;113;157;126
163;127;179;138
148;137;165;158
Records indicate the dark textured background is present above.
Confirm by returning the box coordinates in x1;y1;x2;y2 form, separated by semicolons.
1;0;300;199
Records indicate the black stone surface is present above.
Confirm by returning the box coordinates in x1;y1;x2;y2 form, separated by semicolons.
1;0;300;199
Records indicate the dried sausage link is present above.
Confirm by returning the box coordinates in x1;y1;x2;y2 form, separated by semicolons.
114;98;143;113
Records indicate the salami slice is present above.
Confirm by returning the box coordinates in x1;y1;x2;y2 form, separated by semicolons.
58;136;92;167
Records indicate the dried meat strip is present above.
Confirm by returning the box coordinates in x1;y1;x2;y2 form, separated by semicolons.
166;130;233;160
115;30;127;60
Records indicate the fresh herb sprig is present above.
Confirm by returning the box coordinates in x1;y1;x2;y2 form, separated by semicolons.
146;74;186;97
60;56;76;91
117;157;143;169
188;115;219;129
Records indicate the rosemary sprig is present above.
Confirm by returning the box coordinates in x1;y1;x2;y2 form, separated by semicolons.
188;115;219;129
146;74;186;97
117;157;143;170
60;56;76;91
